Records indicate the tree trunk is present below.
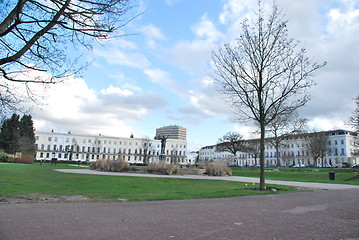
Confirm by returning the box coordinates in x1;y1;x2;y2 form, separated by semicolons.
275;142;281;167
259;120;266;191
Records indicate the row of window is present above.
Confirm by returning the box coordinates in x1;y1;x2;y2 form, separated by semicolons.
38;136;186;149
37;152;187;162
36;144;186;156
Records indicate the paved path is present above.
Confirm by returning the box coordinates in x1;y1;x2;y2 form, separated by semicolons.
55;169;359;190
1;189;359;240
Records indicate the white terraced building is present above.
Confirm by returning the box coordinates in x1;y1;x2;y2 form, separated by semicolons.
35;126;188;165
199;130;359;167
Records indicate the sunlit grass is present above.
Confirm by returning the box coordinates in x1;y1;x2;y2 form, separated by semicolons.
231;167;359;185
0;163;298;202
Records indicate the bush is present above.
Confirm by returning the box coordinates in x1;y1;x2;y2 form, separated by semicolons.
147;162;179;175
90;158;129;172
206;161;232;176
13;154;34;164
0;153;14;163
342;162;351;168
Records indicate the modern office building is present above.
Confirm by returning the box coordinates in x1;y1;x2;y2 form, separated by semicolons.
35;127;188;164
155;125;187;140
198;129;359;167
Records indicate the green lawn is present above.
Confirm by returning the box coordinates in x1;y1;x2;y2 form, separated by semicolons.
231;167;359;185
0;163;297;202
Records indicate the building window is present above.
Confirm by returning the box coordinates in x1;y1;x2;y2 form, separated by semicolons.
48;137;52;141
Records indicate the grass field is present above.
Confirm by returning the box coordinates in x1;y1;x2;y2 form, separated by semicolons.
231;167;359;185
0;163;298;202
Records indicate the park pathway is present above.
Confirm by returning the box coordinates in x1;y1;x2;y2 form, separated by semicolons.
55;169;359;190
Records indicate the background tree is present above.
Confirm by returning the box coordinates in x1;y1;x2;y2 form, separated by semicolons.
305;131;330;167
0;113;36;154
0;113;20;154
211;1;326;190
349;95;359;132
216;132;246;163
0;0;137;114
266;113;307;167
18;114;36;153
140;137;151;165
245;139;261;166
348;95;359;156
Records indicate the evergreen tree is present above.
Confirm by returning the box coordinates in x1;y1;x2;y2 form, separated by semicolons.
19;115;36;153
0;114;20;154
0;114;36;154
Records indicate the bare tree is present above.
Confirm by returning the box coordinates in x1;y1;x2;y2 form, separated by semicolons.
305;131;330;167
0;0;137;114
217;132;246;161
140;137;151;165
266;113;307;167
211;1;326;190
245;139;260;166
349;95;359;132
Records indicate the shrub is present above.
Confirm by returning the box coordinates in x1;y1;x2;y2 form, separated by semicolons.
206;161;232;176
342;162;351;168
147;162;179;175
90;158;129;172
0;153;14;163
13;154;34;164
112;158;130;172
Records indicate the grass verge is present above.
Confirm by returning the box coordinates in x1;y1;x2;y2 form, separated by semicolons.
231;167;359;185
0;163;299;202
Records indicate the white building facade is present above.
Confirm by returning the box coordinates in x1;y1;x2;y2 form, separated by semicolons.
199;130;359;167
35;130;188;165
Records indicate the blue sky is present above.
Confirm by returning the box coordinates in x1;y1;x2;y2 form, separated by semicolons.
29;0;359;150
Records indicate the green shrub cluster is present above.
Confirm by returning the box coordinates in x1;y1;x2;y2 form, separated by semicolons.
147;162;179;175
0;153;14;163
90;159;130;172
206;161;232;176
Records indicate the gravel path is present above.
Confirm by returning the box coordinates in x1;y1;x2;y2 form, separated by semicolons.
56;168;359;190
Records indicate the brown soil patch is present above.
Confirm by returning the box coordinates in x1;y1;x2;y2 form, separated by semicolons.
0;194;90;204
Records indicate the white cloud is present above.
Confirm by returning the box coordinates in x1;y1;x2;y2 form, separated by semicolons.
143;68;186;96
94;48;151;69
219;0;252;24
192;14;223;42
163;39;210;72
141;24;166;40
100;85;133;96
141;24;167;49
27;74;167;138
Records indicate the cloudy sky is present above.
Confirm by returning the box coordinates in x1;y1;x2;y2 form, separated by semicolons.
29;0;358;150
